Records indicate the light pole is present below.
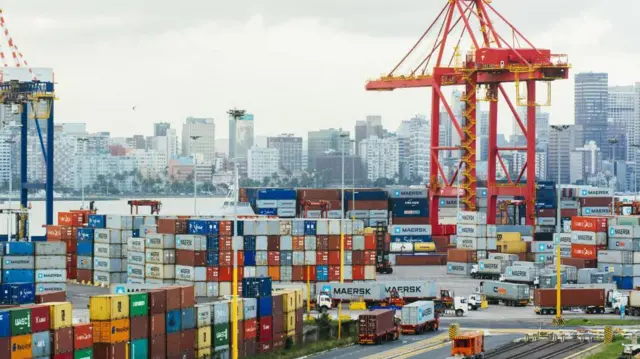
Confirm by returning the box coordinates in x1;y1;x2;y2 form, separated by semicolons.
3;138;15;240
77;138;89;209
338;132;349;341
609;138;619;215
550;124;569;325
190;135;201;215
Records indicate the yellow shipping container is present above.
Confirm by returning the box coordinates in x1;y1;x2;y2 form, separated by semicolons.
281;290;296;313
413;243;436;252
94;319;130;344
294;289;303;309
500;241;527;254
496;232;521;243
10;334;32;359
90;294;129;321
197;326;211;349
48;302;73;329
196;347;212;359
284;311;296;332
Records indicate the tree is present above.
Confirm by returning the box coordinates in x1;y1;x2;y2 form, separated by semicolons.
262;176;271;187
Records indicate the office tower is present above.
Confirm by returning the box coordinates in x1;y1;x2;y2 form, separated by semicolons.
355;120;367;155
228;113;254;161
359;136;400;182
548;125;583;184
575;72;608;155
397;115;430;182
608;86;634;161
154;122;171;137
267;134;303;175
247;147;279;181
307;128;351;170
181;117;215;163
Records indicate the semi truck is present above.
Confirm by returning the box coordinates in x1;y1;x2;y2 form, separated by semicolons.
358;309;400;345
534;288;606;315
399;300;439;334
480;281;530;306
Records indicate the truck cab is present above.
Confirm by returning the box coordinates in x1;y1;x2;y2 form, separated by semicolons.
316;291;333;313
607;290;627;314
468;294;486;311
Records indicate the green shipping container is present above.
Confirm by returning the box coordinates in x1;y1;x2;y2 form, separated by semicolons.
10;308;31;336
617;217;640;226
130;338;149;359
213;323;229;348
129;292;149;317
74;348;93;359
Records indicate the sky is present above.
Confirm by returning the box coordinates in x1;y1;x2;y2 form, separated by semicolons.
3;0;639;139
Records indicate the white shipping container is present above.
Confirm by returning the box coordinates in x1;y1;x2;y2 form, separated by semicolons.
277;200;296;209
457;224;487;237
128;238;145;252
219;282;231;296
341;221;353;235
571;231;607;246
304;236;316;250
255;251;268;266
35;255;66;269
316;220;329;235
77;256;92;270
127;264;145;278
256;266;268;277
560;200;579;209
144;278;175;285
280;236;293;251
93;257;123;273
344;266;353;281
353;220;365;235
35;269;66;283
195;303;212;328
121;230;134;245
531;241;555;253
327;210;342;219
609;225;640;239
581;207;611;215
292;252;305;266
537;217;556;226
93;271;125;285
390;243;414;253
457;211;487;224
345;251;353;265
0;67;54;83
553;233;572;246
231;236;243;251
305;251;317;265
389;225;432;236
207;282;219;297
94;229;121;244
106;214;134;230
145;264;175;279
244;267;256;278
176;235;207;251
175;265;196;281
35;242;66;256
266;220;281;235
329;220;341;235
145;249;176;264
128;251;145;266
257;200;277;208
352;236;365;250
456;237;497;250
145;233;176;249
576;188;613;198
36;283;67;294
598;250;633;264
364;265;376;280
94;243;123;258
401;301;435;325
3;256;34;269
256;236;268;251
127;277;145;285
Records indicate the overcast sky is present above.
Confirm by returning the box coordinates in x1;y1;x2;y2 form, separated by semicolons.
3;0;638;138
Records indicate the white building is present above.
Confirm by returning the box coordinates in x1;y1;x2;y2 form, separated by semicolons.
509;152;547;180
131;149;168;179
247;146;279;181
148;128;179;164
182;117;215;164
229;113;255;161
397;115;430;181
359;136;399;182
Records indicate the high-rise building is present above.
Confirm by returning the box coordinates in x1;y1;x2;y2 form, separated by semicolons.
365;116;383;139
267;134;303;175
359;136;399;182
397;115;430;182
575;72;608;156
182;117;216;164
509;151;547;180
154;122;171;137
548;125;583;184
477;110;489;161
570;141;601;184
307;128;351;170
148;128;179;164
608;86;634;161
355;121;367;155
247;146;279;181
228;113;254;161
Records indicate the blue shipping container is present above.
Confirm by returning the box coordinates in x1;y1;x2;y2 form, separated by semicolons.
207;252;219;266
391;199;429;217
236;220;244;236
614;276;634;290
304;221;317;235
0;283;35;304
189;219;217;235
166;309;181;334
76;228;94;242
390;235;433;243
536;181;556;191
317;266;329;281
257;188;296;200
280;251;293;266
0;310;9;337
207;236;220;251
32;330;51;357
3;270;34;284
258;277;272;296
345;190;387;201
181;308;195;330
244;251;256;266
88;215;106;229
4;242;34;256
243;236;257;251
257;296;273;317
257;208;277;216
76;242;94;256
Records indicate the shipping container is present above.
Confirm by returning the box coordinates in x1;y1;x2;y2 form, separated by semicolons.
357;309;398;344
446;262;472;276
89;295;129;321
480;281;530;306
73;323;93;350
571;231;607;246
571;216;608;232
534;288;605;314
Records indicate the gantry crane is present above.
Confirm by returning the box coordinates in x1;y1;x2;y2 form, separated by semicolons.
366;0;569;225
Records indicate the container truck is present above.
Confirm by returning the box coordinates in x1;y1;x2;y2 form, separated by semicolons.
399;301;439;334
480;281;530;306
499;266;541;287
470;259;504;280
624;291;640;316
273;283;333;313
357;309;400;345
534;288;606;315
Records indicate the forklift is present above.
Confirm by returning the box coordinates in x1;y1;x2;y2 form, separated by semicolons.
375;221;393;274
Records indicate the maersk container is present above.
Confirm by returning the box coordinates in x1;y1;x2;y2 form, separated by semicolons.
598;250;633;264
316;282;386;301
553;233;572;246
3;256;34;269
145;264;175;279
597;263;640;277
88;214;106;228
3;270;34;283
35;283;66;294
478;259;503;274
608;225;640;239
277;208;296;218
390;225;432;236
94;229;122;244
35;269;66;283
4;242;34;256
531;241;554;253
503;266;537;283
480;281;530;302
401;300;435;326
94;257;124;273
457;211;487;225
571;231;607;246
94;243;123;259
146;234;176;249
146;249;176;264
382;281;437;299
456;224;487;237
127;264;145;278
560;246;572;258
456;237;497;250
447;262;472;276
176;235;207;251
488;253;520;262
512;261;544;269
93;271;124;284
105;215;134;230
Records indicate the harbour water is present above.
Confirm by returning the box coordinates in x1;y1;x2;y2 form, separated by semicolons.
1;197;228;236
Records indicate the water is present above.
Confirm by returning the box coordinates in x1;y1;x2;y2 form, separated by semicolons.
2;197;228;236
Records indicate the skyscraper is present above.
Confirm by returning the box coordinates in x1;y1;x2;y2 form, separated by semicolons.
154;122;171;137
228;113;254;161
365;116;383;139
181;117;216;163
575;72;608;156
397;115;430;182
548;125;582;184
267;134;303;175
608;85;634;161
307;128;351;170
355;121;367;155
359;136;399;182
477;110;489;161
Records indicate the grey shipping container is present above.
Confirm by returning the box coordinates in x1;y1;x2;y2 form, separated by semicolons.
35;242;66;256
478;259;504;274
93;271;125;285
488;253;519;262
597;263;640;277
3;256;34;269
36;283;67;294
145;233;176;249
94;243;123;258
145;249;176;264
128;238;145;252
591;271;615;284
546;265;577;283
598;250;633;264
608;238;640;252
381;281;437;299
539;273;568;289
502;266;537;283
128;251;145;266
77;256;93;270
480;281;530;302
243;298;257;319
35;256;66;270
93;257;123;273
315;282;386;301
401;301;435;325
512;261;544;269
578;268;599;284
213;300;230;324
447;262;472;276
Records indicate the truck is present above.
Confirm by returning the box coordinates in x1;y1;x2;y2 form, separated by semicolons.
470;259;505;280
399;300;439;334
447;331;484;359
357;309;400;345
624;290;640;316
500;265;542;287
562;283;625;314
273;283;333;313
480;281;530;306
534;288;606;315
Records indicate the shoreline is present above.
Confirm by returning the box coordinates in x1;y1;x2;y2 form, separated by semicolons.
0;194;228;201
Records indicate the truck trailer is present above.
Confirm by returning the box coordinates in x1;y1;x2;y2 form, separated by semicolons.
399;300;439;334
358;309;400;345
470;259;505;280
480;281;530;306
534;288;606;315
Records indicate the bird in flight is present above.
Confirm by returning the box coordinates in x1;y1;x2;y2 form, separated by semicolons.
132;106;136;110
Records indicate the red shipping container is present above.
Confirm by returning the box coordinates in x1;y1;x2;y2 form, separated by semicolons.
0;337;8;358
291;266;304;281
396;255;446;265
561;208;579;217
364;234;376;250
571;216;608;232
328;266;341;281
36;291;66;304
219;267;233;282
244;338;257;357
316;251;329;265
561;257;597;269
363;251;376;265
258;316;273;342
267;251;281;266
27;304;50;332
344;235;353;250
149;312;166;336
303;266;316;281
297;189;341;201
58;212;83;226
571;244;598;260
352;265;365;280
267;236;280;251
207;267;219;282
157;219;188;234
166;332;181;357
60;226;75;241
328;251;341;265
148;289;167;314
347;200;386;210
53;352;74;359
52;327;74;354
175;250;207;267
447;248;477;263
130;315;149;340
316;236;330;251
431;224;455;235
244;318;257;340
179;285;196;308
537;208;556;217
180;328;195;352
273;332;286;351
219;251;233;266
219;236;233;251
292;236;305;250
73;323;93;350
580;197;612;207
149;335;166;359
47;225;62;241
351;251;364;265
260;341;273;354
76;269;92;283
328;236;340;251
165;287;181;311
64;238;77;254
219;220;233;236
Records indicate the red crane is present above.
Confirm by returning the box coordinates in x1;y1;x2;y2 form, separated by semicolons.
366;0;569;225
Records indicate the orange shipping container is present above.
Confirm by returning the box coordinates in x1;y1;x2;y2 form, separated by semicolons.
344;235;353;250
268;266;281;281
447;248;477;263
58;212;83;226
364;251;376;265
316;251;329;265
328;251;341;265
292;236;305;250
219;221;233;236
10;334;32;359
47;225;63;241
571;244;598;260
328;236;340;251
364;235;376;250
94;319;130;344
303;266;316;281
352;265;365;281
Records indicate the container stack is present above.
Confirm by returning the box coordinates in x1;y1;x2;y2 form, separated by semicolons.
53;211;84;280
243;277;273;355
90;294;130;357
146;218;184;285
455;211;496;260
271;292;285;351
35;242;67;295
128;291;150;358
255;188;297;217
2;242;35;305
553;233;572;259
570;216;607;268
344;189;388;226
495;232;528;259
175;232;208;295
127;235;145;284
389;225;433;256
576;188;613;216
73;323;93;359
147;289;166;358
163;287;182;357
194;302;213;358
76;226;95;283
446;248;476;276
530;241;554;264
93;224;126;286
242;297;258;356
212;299;231;358
602;218;640;289
387;188;429;225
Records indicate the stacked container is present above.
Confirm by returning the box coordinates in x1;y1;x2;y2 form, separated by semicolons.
343;189;388;226
2;242;35;305
89;294;130;356
35;242;67;295
243;277;273;355
455;211;496;259
195;302;213;358
295;189;341;219
553;233;572;259
387;188;429;225
603;219;640;289
212;299;230;358
241;297;258;356
128;291;150;358
77;226;95;283
576;188;613;216
389;225;433;253
148;289;167;358
52;210;91;280
73;323;93;359
175;233;208;296
446;248;476;275
254;188;297;217
127;235;146;284
93;222;126;285
570;216;607;266
146;219;184;284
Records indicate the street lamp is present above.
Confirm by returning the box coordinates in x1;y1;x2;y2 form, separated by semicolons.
190;135;201;215
609;137;619;215
338;132;349;341
77;138;89;209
